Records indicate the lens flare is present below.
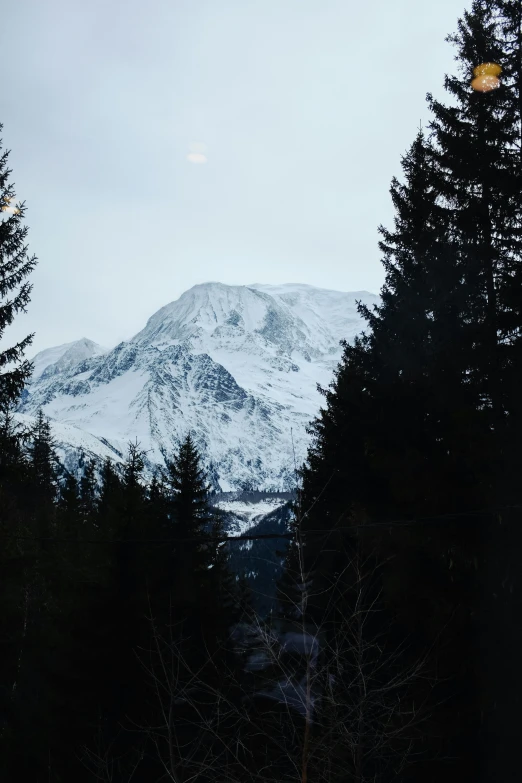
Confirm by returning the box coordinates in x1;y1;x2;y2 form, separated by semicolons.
473;62;502;78
187;152;207;164
471;74;500;92
471;62;502;91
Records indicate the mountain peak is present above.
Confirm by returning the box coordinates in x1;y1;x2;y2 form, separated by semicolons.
19;282;379;492
30;338;109;382
131;281;378;351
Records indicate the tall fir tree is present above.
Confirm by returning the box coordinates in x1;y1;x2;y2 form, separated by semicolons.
426;0;522;504
282;2;522;780
0;399;32;518
0;124;38;409
78;456;98;524
161;432;220;600
56;471;81;534
143;465;169;532
0;407;68;778
0;402;33;763
97;443;151;777
94;455;123;535
421;10;522;772
355;128;495;517
130;433;244;780
23;408;60;541
160;432;241;623
0;125;53;778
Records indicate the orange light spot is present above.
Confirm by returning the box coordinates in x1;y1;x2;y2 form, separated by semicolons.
471;74;500;92
473;62;502;78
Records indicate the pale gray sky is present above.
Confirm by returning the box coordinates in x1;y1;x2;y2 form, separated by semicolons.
2;0;464;358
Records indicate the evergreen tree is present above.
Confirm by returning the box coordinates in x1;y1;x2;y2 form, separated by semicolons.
78;456;97;524
94;455;123;535
0;124;38;408
163;433;213;526
141;465;170;599
0;127;54;778
355;128;495;517
161;432;218;600
420;12;522;772
97;443;150;775
0;402;33;763
494;2;522;496
0;400;32;516
57;472;81;531
426;0;522;504
23;408;60;541
282;2;522;779
160;433;241;621
294;0;522;618
126;434;244;780
121;441;146;522
0;406;65;777
144;466;168;530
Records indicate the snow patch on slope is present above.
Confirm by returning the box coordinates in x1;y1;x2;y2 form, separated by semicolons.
213;497;288;536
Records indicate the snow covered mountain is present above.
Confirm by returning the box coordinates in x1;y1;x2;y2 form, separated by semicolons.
15;282;379;492
29;337;109;382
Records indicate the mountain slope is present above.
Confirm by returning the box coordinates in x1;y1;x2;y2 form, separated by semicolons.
226;498;295;615
16;282;378;491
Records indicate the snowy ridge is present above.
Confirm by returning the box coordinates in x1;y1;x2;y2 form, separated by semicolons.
212;496;289;536
30;338;109;382
17;282;379;492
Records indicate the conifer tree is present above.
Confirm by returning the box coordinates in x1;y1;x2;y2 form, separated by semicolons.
0;124;38;409
122;440;146;514
160;433;240;622
94;455;123;536
23;408;60;540
141;465;170;598
43;465;108;782
425;0;522;504
144;466;168;527
294;0;522;614
354;128;495;517
0;402;33;768
67;446;150;781
493;1;522;512
283;2;522;779
0;127;51;778
78;456;97;524
0;400;31;512
163;433;213;528
118;434;244;783
161;432;218;600
0;407;66;777
426;9;522;773
57;471;81;534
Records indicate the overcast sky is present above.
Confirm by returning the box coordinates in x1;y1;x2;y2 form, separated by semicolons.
2;0;464;358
